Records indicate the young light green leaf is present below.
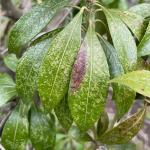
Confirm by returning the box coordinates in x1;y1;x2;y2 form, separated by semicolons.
8;0;69;55
98;36;135;119
110;70;150;98
138;22;150;57
129;3;150;18
103;8;137;73
30;106;56;150
1;103;29;150
16;29;60;107
0;73;17;107
110;9;145;41
3;54;19;72
99;107;146;144
68;26;110;131
38;8;84;112
55;95;73;131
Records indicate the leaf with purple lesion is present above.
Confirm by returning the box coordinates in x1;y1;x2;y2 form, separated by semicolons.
69;25;110;131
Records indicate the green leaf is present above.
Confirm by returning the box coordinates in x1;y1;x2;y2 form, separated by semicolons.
38;8;84;112
99;107;146;144
129;3;150;18
16;29;60;107
0;73;17;107
68;26;110;131
30;106;56;150
110;9;145;41
107;143;136;150
110;70;150;98
1;103;29;150
3;54;19;72
103;8;137;73
55;95;73;131
138;22;150;57
8;0;69;55
97;112;109;137
98;35;135;119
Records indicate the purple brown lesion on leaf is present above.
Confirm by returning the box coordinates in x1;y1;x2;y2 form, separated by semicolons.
70;41;87;92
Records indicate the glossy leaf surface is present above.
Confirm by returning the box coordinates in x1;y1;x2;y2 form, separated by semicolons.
30;106;56;150
55;95;73;131
110;70;150;98
0;73;17;107
4;54;19;72
38;9;83;112
1;103;29;150
138;22;150;57
69;26;110;131
103;8;137;73
8;0;69;55
110;9;145;40
16;29;60;106
99;108;146;144
129;3;150;18
99;35;135;118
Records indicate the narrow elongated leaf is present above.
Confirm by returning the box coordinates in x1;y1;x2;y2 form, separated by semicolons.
99;107;146;144
4;54;19;72
103;8;137;73
129;3;150;18
99;36;135;118
110;70;150;98
16;29;60;107
68;26;110;131
138;22;150;57
30;106;56;150
38;8;84;111
55;95;73;131
1;103;29;150
8;0;69;55
0;73;17;107
110;9;145;41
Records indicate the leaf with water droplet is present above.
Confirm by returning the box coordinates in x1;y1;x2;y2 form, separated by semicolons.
68;25;110;131
99;107;146;144
38;8;84;112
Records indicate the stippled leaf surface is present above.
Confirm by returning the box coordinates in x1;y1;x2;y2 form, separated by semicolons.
3;54;19;72
98;35;135;118
38;9;84;112
138;22;150;57
129;3;150;18
103;8;137;73
1;103;29;150
8;0;69;55
110;70;150;98
99;108;146;144
68;26;110;131
110;9;145;41
16;29;60;107
55;95;73;131
0;73;17;107
30;106;56;150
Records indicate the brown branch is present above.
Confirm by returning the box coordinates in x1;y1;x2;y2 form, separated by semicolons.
1;0;23;20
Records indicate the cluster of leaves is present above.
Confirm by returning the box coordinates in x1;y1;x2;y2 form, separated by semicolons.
1;0;150;149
